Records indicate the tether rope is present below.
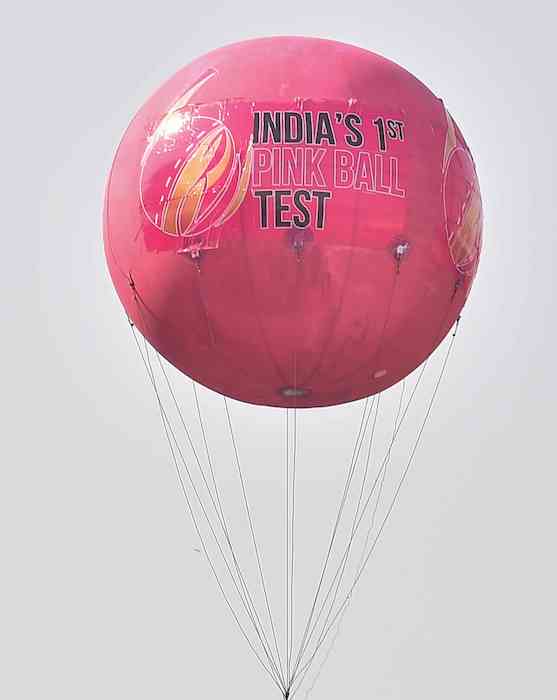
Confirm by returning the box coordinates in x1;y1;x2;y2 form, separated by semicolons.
224;396;286;687
289;320;460;695
129;323;284;691
302;383;405;697
289;407;297;676
157;357;278;666
285;407;291;685
131;300;285;686
291;362;430;683
192;381;286;685
289;397;374;686
297;380;408;673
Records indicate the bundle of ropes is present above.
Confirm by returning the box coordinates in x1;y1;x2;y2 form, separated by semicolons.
129;316;459;699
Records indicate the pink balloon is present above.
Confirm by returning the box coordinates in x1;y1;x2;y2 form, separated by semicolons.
104;37;482;407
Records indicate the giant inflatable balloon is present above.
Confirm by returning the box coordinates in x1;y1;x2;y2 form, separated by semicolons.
104;37;482;407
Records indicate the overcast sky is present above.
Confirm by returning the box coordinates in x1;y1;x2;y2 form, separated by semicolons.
6;1;557;698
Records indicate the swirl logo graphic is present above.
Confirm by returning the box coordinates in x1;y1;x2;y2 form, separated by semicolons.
140;70;253;252
442;110;483;276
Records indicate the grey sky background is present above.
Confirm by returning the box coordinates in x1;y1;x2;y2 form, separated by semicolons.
6;0;557;698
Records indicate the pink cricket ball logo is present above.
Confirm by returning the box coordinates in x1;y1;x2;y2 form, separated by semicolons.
442;110;483;276
139;70;253;253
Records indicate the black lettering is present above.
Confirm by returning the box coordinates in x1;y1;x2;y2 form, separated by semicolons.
315;112;336;145
387;119;398;139
304;112;314;144
313;190;332;229
253;111;260;144
285;112;303;143
373;117;387;151
262;112;281;143
254;190;273;227
344;114;363;147
275;190;292;228
293;190;311;228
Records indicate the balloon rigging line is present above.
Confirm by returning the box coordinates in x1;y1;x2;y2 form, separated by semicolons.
300;379;407;671
292;365;430;689
134;330;284;688
159;358;251;583
296;393;383;670
286;353;299;694
190;382;243;591
173;373;283;684
290;321;459;696
131;305;284;685
298;393;384;693
191;380;286;685
285;407;293;688
291;362;429;681
129;323;284;691
289;397;373;686
223;396;286;688
289;395;377;682
285;408;290;685
290;396;375;679
289;405;298;685
303;382;405;698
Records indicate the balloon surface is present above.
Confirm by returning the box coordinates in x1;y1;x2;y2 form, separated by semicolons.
104;37;482;407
